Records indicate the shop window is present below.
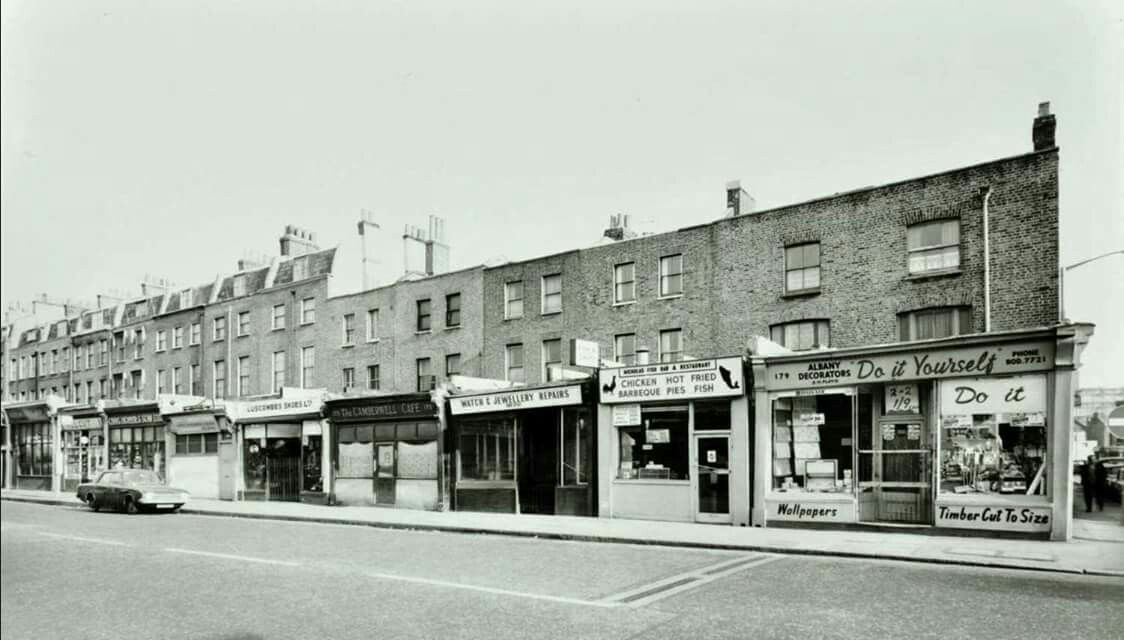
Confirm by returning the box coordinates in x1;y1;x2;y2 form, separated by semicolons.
907;219;960;274
300;298;316;325
659;254;683;297
15;423;53;476
446;293;462;328
617;406;689;480
614;262;636;304
542;274;562;314
303;436;322;492
899;307;971;341
938;376;1048;501
694;400;732;431
784;242;821;293
505;344;524;383
659;329;683;363
337;426;374;478
770;320;831;351
772;394;854;493
561;408;592;485
175;433;219;455
504;281;524;319
459;419;516;481
109;425;166;474
615;334;637;366
542;339;562;381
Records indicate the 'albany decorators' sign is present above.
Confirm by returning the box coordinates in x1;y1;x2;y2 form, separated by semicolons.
765;340;1053;392
449;385;583;415
599;357;744;403
935;504;1051;533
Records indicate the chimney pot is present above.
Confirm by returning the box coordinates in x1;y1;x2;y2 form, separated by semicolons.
1038;101;1051;117
1032;101;1057;151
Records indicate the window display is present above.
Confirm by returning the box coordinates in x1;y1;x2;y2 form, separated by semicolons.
302;435;323;491
772;394;853;493
15;423;52;476
617;406;688;480
109;426;165;476
459;419;515;481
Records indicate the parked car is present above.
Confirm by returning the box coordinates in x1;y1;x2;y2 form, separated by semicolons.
76;469;190;514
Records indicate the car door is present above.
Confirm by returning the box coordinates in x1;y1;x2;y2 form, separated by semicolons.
104;472;123;510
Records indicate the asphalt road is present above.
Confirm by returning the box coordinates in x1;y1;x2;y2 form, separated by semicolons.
2;501;1122;640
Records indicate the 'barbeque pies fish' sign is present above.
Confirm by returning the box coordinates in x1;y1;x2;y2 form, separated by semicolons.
765;340;1054;391
600;357;744;403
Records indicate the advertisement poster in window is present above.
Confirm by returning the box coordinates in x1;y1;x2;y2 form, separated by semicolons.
885;384;919;414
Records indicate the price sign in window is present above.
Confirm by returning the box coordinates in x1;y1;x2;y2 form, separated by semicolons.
885;384;919;414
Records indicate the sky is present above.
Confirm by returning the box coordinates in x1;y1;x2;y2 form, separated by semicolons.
2;0;1121;387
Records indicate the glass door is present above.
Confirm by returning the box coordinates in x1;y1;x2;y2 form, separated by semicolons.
694;434;731;524
860;418;931;524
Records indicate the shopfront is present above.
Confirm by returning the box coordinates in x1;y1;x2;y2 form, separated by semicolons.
326;394;442;510
4;401;56;491
58;407;106;492
597;356;751;525
225;391;328;503
752;325;1093;540
165;408;231;500
448;380;595;516
104;403;166;478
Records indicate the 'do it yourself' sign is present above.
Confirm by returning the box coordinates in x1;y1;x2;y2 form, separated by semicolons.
599;357;744;404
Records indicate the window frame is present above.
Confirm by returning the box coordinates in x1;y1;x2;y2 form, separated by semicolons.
212;316;227;342
505;343;525;383
213;360;226;399
784;242;822;294
341;313;355;346
542;338;563;382
907;218;961;275
416;299;432;333
189;322;201;346
366;308;379;342
342;367;355;391
504;281;525;320
300;346;315;388
367;364;380;390
614;333;637;366
445;353;462;378
659;254;684;298
300;298;316;325
237;355;251;397
271;351;286;393
272;304;286;331
770;319;832;351
416;357;435;392
237;310;251;337
172;326;183;349
658;328;684;363
445;293;462;328
541;274;562;315
899;307;972;342
613;262;637;305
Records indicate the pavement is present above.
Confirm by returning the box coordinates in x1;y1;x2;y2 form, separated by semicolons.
4;500;1123;640
3;488;1123;578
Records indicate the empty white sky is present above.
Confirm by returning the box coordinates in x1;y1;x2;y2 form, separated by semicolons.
2;1;1121;387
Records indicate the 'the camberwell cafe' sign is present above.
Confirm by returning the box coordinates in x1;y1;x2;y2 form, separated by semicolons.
600;356;745;403
765;339;1055;392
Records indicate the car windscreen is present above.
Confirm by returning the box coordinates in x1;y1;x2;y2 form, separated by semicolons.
122;470;162;485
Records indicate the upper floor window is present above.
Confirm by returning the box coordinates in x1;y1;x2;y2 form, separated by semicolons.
271;351;286;393
770;320;831;351
504;281;524;319
292;256;309;281
342;367;355;392
190;322;201;345
155;329;167;352
907;219;960;274
784;242;821;293
417;358;435;392
446;293;462;328
506;344;525;383
300;298;316;325
417;299;432;332
542;274;562;314
300;346;315;388
342;313;355;345
614;262;636;304
233;274;246;297
899;307;971;342
366;308;379;341
238;311;251;336
213;316;227;341
659;254;684;297
659;328;683;363
446;353;462;377
615;334;637;366
172;326;183;349
272;304;286;330
237;356;251;397
213;360;226;398
114;332;126;362
367;364;380;391
179;289;194;308
542;339;563;381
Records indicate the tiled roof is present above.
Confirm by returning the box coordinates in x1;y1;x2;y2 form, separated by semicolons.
215;267;270;302
273;248;336;286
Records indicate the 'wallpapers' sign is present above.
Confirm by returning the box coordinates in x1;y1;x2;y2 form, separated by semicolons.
765;340;1053;391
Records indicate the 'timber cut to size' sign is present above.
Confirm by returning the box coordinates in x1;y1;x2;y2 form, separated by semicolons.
765;340;1054;391
449;385;583;415
599;356;744;403
935;504;1051;532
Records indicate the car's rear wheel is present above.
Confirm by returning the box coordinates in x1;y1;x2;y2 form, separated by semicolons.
125;497;140;515
85;494;99;512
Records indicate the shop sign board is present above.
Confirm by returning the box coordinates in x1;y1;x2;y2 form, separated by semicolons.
935;504;1051;533
769;499;855;523
599;356;744;403
106;411;162;427
4;405;50;423
885;384;919;414
327;398;437;421
60;415;102;431
450;385;583;415
233;397;319;421
938;375;1047;416
796;413;825;426
612;404;642;426
765;339;1054;391
570;339;600;368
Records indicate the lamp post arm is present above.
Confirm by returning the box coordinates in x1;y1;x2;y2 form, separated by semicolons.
1059;249;1124;323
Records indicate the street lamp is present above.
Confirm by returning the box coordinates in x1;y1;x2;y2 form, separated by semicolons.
1058;250;1124;322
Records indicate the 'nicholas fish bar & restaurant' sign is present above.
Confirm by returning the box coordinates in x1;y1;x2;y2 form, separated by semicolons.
600;356;744;403
765;339;1054;392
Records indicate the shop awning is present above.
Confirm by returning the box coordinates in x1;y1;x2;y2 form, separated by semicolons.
166;414;221;435
244;423;302;439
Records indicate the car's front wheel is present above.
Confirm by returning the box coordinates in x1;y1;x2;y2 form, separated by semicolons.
125;497;140;515
85;494;99;512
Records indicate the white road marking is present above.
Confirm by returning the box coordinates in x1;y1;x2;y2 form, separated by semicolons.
163;547;302;567
38;532;130;547
352;569;619;608
600;553;786;607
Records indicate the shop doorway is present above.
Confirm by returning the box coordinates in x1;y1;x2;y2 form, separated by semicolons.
694;434;732;524
244;438;302;501
860;417;932;524
517;410;558;514
374;442;396;506
218;440;236;500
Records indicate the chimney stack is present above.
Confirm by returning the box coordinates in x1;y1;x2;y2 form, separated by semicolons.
279;225;320;257
603;214;638;242
1032;102;1056;151
725;180;756;217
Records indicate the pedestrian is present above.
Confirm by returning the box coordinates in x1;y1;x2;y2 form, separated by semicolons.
1080;456;1095;513
1094;458;1108;512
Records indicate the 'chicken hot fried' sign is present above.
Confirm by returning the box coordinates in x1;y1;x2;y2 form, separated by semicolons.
599;356;745;403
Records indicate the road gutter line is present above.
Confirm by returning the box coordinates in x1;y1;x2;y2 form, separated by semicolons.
38;532;130;547
163;548;302;567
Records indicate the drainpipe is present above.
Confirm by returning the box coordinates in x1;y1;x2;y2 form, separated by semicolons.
980;186;993;333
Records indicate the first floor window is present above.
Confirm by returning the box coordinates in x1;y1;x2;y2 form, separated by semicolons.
237;356;251;397
300;346;315;388
614;333;637;366
899;307;971;341
659;254;684;297
505;344;524;383
213;360;226;398
417;358;434;392
659;329;683;363
190;364;201;396
343;367;355;391
172;367;183;394
272;351;286;392
446;353;461;378
542;339;562;381
156;369;167;395
367;365;380;390
617;406;689;480
458;419;515;481
770;320;831;351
